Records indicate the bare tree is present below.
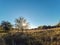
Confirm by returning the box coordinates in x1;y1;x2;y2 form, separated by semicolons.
15;17;29;32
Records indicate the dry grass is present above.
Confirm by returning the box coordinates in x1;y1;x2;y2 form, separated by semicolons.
0;28;60;45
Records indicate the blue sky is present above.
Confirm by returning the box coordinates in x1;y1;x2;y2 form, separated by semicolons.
0;0;60;28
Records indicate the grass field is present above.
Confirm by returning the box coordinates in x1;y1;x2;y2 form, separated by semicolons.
0;28;60;45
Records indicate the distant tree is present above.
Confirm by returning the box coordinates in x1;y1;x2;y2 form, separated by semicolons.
47;25;52;29
1;21;12;31
38;25;47;29
15;17;29;32
42;25;48;29
56;22;60;27
38;25;57;29
38;26;44;29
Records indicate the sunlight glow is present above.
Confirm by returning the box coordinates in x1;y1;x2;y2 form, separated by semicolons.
22;23;26;26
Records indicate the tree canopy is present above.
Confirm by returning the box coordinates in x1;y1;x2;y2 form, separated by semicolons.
1;21;12;31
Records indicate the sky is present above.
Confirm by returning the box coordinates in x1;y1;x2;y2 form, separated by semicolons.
0;0;60;28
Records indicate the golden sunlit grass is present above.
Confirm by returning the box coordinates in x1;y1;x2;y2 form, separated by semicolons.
0;27;60;45
0;27;60;37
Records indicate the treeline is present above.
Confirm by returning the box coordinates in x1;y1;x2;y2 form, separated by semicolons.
0;17;60;32
38;22;60;29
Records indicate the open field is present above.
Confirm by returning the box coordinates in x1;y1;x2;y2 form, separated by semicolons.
0;28;60;45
